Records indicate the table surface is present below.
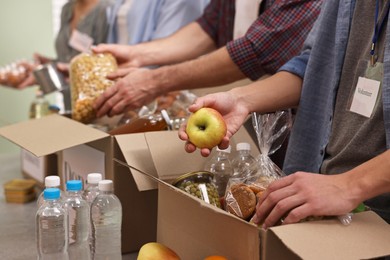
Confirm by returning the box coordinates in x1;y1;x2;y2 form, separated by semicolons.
0;152;137;260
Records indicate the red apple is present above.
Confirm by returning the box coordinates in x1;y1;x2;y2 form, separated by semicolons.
137;242;180;260
186;107;227;149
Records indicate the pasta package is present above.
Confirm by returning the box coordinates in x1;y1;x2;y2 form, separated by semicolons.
70;52;117;123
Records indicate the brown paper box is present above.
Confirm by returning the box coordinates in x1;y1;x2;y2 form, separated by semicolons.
0;112;258;253
156;182;390;260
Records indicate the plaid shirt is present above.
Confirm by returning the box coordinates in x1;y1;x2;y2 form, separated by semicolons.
197;0;323;80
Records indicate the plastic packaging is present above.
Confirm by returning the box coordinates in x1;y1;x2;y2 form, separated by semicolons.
109;112;168;135
91;180;122;260
0;59;33;87
83;173;103;205
83;173;103;253
69;52;117;124
204;146;234;198
36;188;68;260
64;180;90;259
37;176;62;208
225;110;292;220
231;142;258;179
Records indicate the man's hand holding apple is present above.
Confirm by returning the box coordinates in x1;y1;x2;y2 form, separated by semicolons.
179;90;250;157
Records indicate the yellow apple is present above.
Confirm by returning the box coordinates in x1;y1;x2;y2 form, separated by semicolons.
186;107;227;149
137;242;180;260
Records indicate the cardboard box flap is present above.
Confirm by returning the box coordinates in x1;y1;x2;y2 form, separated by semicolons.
266;211;390;260
115;133;158;191
145;131;208;183
0;114;108;157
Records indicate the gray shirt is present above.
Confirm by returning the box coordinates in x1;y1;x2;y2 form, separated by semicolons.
55;0;111;63
278;0;390;222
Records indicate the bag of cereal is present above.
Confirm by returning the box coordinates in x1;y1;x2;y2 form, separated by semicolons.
69;52;117;123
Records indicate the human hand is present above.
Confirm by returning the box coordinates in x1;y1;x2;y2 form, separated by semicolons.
15;72;36;89
33;53;52;65
93;68;161;117
13;61;37;89
178;91;250;157
92;44;141;68
251;172;358;228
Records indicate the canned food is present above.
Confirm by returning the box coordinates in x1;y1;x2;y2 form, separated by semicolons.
172;171;221;208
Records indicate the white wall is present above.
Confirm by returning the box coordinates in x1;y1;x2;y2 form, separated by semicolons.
0;0;56;154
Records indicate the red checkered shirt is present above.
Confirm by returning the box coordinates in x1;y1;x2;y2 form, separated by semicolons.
197;0;323;80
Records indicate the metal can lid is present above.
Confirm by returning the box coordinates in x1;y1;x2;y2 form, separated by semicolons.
172;171;214;187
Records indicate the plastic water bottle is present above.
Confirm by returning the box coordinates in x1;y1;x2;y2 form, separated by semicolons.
204;146;234;197
83;173;102;254
83;173;102;206
91;180;122;260
36;188;68;260
64;180;90;260
37;175;62;208
231;142;259;179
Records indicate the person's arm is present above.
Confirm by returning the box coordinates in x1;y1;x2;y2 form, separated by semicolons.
94;46;243;117
150;46;246;91
226;0;322;80
252;150;390;228
93;22;216;68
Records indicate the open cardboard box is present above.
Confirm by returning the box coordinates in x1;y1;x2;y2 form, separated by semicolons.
114;126;390;259
0;113;258;253
156;181;390;259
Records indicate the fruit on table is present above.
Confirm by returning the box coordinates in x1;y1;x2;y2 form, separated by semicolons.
186;107;227;149
137;242;180;260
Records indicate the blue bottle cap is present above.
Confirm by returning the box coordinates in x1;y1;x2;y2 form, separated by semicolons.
66;180;82;191
44;188;60;200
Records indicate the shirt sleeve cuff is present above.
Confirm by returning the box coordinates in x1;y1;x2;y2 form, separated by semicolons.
226;37;265;81
278;51;310;79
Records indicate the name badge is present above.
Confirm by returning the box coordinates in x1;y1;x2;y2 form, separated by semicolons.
68;30;93;53
349;76;380;118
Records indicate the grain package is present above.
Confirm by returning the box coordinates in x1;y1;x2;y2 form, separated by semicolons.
70;52;117;123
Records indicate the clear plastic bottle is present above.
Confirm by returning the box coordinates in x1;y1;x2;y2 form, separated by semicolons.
83;173;103;206
83;173;102;254
231;142;259;179
36;188;68;260
64;180;90;260
91;180;122;260
37;176;62;208
204;146;234;198
29;89;50;119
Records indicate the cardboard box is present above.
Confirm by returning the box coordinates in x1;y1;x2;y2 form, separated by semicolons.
3;111;390;259
21;149;58;188
0;113;258;253
115;122;390;260
156;182;390;260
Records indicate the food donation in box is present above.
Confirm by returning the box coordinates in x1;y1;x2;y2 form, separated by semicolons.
174;109;369;226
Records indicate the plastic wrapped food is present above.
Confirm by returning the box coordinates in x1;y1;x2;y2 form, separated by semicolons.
70;52;117;123
0;59;33;88
225;110;292;220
